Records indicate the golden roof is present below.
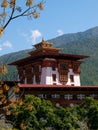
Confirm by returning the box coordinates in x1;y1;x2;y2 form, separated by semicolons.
34;38;53;49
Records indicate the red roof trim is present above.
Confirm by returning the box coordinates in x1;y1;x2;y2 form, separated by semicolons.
18;83;98;89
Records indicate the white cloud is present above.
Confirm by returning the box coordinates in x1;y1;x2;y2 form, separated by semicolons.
57;29;64;36
3;41;12;48
31;30;42;44
19;29;42;45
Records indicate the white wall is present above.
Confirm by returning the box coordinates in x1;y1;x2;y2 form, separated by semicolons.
40;67;61;85
66;68;80;86
40;67;80;86
74;74;81;86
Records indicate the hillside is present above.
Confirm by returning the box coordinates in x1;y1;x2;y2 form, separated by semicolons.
1;26;98;85
49;26;98;47
0;49;31;81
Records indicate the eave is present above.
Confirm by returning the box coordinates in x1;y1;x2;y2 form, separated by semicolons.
9;53;89;66
18;84;98;91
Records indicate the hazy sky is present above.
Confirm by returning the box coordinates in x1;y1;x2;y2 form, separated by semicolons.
0;0;98;55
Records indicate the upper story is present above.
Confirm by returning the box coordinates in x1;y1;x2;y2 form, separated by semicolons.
9;39;89;86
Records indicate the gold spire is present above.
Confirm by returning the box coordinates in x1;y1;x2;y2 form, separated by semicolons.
34;39;53;50
42;38;45;42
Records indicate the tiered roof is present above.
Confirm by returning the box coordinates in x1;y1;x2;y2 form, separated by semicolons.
9;39;89;66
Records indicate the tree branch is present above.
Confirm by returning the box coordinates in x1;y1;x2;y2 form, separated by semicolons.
4;5;15;29
12;5;37;20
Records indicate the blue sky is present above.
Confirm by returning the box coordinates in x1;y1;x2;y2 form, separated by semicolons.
0;0;98;56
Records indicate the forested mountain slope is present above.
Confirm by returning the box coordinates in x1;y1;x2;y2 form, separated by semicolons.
1;26;98;85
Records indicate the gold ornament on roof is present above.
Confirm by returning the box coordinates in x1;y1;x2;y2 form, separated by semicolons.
41;38;52;48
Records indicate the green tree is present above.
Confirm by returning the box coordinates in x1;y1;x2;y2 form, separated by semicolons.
73;97;98;130
55;107;80;130
9;95;63;130
8;95;80;130
85;97;98;130
4;95;98;130
9;95;39;129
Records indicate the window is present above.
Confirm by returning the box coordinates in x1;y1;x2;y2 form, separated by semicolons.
71;84;74;86
52;66;56;71
52;74;56;81
38;94;47;99
51;94;60;99
77;94;85;100
59;73;68;82
90;94;97;98
64;94;73;100
59;63;68;70
70;75;74;82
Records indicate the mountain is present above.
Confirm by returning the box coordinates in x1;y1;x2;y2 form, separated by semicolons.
1;26;98;85
49;26;98;47
0;49;31;81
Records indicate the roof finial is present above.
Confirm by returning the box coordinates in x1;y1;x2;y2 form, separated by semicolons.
42;37;45;42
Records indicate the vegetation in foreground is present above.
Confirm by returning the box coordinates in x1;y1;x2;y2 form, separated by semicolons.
0;95;98;130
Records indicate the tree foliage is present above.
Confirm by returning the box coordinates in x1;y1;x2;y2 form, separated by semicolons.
0;80;21;121
6;95;98;130
0;0;45;36
1;94;98;129
9;95;80;130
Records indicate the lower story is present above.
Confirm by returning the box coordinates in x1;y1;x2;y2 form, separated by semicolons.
18;84;98;107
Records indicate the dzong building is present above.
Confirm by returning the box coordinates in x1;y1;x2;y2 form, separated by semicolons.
9;39;98;107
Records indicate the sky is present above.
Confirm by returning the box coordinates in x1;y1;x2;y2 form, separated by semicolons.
0;0;98;56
